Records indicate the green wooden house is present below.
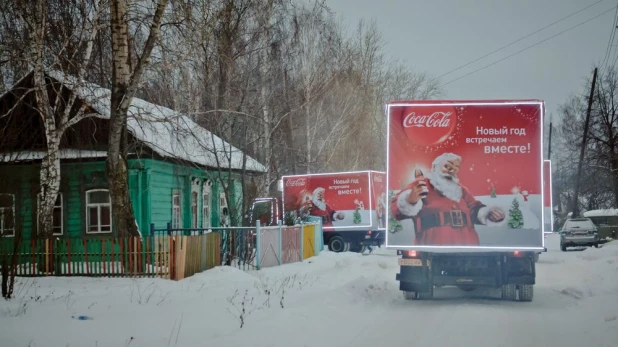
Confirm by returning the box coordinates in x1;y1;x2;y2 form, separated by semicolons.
0;71;266;239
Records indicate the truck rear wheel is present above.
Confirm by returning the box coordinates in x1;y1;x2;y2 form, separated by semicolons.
328;236;346;253
403;286;433;300
403;291;417;300
349;243;361;253
502;284;517;301
518;285;534;302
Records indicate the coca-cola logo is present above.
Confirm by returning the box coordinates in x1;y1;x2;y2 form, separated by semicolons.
400;106;457;146
285;178;306;187
404;112;453;128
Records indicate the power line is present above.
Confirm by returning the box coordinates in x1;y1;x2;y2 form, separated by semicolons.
436;0;605;80
439;6;617;88
599;2;618;72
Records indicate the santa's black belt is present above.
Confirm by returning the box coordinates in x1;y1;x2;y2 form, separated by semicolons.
419;211;470;230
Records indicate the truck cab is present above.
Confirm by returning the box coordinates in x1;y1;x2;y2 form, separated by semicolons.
248;197;281;227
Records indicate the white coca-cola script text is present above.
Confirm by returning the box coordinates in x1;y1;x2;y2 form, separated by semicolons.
285;178;306;187
403;111;453;128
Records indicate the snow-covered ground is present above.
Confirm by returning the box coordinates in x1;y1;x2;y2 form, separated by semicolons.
1;234;618;347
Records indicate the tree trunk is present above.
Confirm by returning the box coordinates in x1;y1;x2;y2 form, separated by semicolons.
30;0;59;238
611;155;618;206
108;0;138;237
107;0;168;237
38;139;61;237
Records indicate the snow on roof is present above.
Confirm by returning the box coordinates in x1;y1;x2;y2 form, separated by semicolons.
0;149;108;163
583;209;618;217
45;70;266;173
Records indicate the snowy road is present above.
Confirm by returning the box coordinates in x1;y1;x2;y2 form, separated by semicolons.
2;233;618;347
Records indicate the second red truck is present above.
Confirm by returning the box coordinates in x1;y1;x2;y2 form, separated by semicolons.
249;170;387;253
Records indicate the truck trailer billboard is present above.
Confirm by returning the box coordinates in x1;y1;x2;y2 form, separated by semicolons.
543;159;553;233
282;171;385;231
386;100;545;251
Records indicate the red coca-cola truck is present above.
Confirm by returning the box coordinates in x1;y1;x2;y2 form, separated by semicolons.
388;100;545;301
248;171;387;253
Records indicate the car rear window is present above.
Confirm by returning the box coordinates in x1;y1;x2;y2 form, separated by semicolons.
564;219;595;229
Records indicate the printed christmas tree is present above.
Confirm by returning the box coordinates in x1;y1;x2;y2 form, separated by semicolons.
353;208;362;224
507;197;524;229
490;186;497;198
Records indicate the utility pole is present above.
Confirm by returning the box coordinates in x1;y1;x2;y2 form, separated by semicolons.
571;67;597;218
547;115;552;160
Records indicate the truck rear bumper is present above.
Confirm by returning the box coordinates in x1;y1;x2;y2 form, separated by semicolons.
396;252;536;291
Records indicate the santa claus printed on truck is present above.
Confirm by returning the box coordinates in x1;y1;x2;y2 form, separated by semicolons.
391;152;506;245
307;187;345;227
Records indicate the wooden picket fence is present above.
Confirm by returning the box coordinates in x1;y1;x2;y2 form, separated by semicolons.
0;233;221;280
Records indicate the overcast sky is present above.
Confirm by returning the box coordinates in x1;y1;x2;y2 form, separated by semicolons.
324;0;616;122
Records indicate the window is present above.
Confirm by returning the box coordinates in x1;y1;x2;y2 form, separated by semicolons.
202;184;211;229
0;194;15;237
37;193;63;235
172;190;182;229
86;189;111;234
220;192;229;227
563;218;596;230
191;191;198;228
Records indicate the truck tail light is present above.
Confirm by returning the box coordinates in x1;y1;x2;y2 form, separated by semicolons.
513;251;522;257
408;250;418;258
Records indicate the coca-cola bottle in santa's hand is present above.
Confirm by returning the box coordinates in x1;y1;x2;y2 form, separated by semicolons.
415;168;428;199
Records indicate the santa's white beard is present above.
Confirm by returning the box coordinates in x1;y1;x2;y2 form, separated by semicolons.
429;171;463;202
312;197;326;211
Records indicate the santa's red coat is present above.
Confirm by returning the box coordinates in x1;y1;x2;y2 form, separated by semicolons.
391;178;486;246
309;204;337;227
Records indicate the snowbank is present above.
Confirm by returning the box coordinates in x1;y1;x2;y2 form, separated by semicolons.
1;235;617;347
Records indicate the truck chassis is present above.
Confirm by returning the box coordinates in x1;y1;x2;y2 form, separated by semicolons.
395;250;536;301
324;230;385;253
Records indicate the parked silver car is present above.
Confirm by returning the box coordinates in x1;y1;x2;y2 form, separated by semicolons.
560;218;599;251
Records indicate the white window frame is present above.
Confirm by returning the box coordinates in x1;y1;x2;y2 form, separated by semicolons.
220;192;229;227
85;189;112;234
0;193;15;237
191;190;198;229
37;192;63;236
172;189;182;229
202;183;211;229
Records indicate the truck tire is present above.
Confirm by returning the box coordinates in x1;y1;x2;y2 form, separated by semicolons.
403;291;417;300
561;244;567;252
349;243;362;253
502;284;517;301
343;242;351;252
518;285;534;302
403;286;434;300
328;236;346;253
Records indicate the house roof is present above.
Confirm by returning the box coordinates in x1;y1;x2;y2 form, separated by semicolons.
583;209;618;217
3;70;267;173
0;149;108;163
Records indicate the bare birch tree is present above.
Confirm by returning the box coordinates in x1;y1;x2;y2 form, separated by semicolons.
0;0;106;237
107;0;169;236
